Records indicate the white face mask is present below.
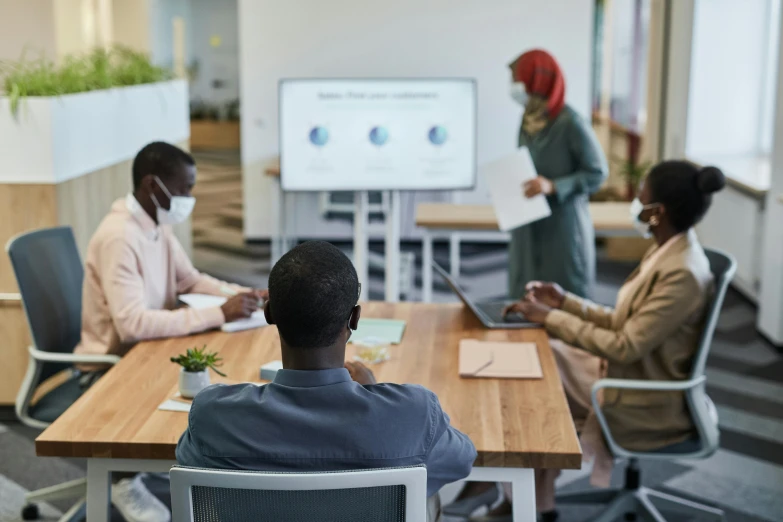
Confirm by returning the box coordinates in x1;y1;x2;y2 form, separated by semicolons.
510;81;529;107
630;197;660;238
151;176;196;225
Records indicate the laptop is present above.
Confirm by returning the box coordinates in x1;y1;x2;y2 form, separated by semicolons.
433;262;537;329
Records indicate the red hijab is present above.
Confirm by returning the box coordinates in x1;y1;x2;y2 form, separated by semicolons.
509;49;566;120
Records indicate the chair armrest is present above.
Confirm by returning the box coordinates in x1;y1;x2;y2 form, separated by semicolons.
589;376;706;457
29;346;121;366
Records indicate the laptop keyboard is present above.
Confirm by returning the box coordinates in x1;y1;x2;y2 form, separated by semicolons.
480;301;526;324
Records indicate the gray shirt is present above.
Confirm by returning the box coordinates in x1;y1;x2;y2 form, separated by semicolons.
176;368;477;497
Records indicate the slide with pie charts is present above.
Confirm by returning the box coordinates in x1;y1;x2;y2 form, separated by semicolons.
279;79;477;191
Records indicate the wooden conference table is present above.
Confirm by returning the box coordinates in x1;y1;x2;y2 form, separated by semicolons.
38;302;581;522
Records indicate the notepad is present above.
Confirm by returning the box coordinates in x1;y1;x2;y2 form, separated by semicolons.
458;339;543;379
348;319;406;345
179;293;267;332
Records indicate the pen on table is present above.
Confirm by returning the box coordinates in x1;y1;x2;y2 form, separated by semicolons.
471;352;494;376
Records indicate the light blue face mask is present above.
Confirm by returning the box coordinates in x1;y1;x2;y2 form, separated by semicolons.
629;198;661;238
510;82;528;107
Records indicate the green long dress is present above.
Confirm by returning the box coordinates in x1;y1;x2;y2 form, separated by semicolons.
508;105;608;299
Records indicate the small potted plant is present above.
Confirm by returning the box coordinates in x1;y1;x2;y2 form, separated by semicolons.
170;346;226;399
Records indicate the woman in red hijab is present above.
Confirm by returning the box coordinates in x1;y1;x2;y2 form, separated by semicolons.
506;49;607;304
443;49;608;522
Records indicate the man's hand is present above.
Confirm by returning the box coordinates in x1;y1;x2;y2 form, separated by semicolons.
345;361;377;385
523;176;555;198
502;299;553;325
220;293;259;322
525;281;566;309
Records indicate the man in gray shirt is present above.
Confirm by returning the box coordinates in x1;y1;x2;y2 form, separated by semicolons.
176;240;476;520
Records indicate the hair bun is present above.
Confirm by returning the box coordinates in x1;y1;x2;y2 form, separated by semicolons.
696;166;726;194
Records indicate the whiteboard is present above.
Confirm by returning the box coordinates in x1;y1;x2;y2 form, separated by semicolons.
279;79;477;191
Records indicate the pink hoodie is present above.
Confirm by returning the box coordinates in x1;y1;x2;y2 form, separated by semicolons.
75;195;246;362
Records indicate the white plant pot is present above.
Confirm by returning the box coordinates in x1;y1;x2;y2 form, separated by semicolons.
0;79;189;184
179;369;211;399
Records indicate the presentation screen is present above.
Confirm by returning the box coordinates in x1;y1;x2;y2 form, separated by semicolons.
279;78;477;191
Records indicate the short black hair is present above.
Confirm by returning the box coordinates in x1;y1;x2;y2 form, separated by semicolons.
268;241;360;349
132;141;195;190
647;160;726;232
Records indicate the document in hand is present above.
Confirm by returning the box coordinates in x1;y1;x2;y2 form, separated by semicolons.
484;147;551;231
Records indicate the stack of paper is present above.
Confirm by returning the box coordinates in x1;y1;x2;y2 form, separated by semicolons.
458;339;542;379
179;293;267;332
484;147;551;231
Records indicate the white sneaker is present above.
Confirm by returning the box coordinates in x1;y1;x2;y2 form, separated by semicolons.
111;474;171;522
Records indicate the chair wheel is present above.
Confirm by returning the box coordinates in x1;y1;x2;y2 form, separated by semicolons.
624;513;637;521
22;503;40;520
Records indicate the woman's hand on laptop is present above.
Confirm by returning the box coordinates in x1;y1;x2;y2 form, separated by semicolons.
502;299;552;325
345;361;377;385
524;281;566;309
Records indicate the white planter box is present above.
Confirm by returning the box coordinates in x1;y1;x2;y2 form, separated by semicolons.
0;79;189;184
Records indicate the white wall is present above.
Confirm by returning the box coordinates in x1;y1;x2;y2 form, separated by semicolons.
686;0;773;158
149;0;193;68
238;0;594;240
189;0;239;105
0;0;56;61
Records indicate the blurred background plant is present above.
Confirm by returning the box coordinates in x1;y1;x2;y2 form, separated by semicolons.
0;46;172;116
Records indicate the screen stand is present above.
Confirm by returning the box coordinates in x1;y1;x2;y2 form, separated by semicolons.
384;190;401;302
354;191;370;301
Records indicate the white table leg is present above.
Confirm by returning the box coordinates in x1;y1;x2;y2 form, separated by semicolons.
465;467;536;522
86;458;177;522
86;459;111;522
354;191;370;301
385;190;401;302
273;179;286;265
450;232;461;279
422;229;433;303
509;468;536;522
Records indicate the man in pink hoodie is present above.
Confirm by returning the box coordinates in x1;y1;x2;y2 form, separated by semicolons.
75;141;265;522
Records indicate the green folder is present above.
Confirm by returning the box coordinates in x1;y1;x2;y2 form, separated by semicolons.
349;318;407;345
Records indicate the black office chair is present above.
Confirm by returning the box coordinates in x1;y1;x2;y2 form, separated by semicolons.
7;227;120;521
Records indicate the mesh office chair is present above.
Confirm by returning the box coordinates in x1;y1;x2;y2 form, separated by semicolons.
556;248;737;522
7;227;120;521
170;465;429;522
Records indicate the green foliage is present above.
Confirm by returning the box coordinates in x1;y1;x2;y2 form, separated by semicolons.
613;156;652;187
0;46;173;117
170;345;226;376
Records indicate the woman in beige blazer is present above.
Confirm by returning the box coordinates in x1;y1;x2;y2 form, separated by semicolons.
446;161;726;522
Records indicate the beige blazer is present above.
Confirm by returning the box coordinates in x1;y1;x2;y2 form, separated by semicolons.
545;229;714;451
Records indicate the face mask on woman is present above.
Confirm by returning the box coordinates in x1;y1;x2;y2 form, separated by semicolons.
629;198;661;238
510;81;529;107
150;176;196;225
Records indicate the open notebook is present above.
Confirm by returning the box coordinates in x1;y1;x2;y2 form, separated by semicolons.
179;293;267;332
458;339;543;379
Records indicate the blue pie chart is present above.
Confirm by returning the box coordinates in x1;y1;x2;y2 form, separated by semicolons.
369;126;389;146
428;125;448;146
309;126;329;146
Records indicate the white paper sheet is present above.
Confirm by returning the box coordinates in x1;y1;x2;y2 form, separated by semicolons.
484;147;551;231
158;399;191;412
221;311;267;332
180;294;267;332
179;293;227;310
